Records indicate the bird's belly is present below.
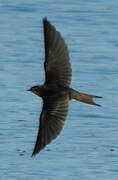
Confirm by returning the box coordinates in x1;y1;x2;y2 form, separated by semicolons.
43;87;69;100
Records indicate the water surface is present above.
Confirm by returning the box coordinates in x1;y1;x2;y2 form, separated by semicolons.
0;0;118;179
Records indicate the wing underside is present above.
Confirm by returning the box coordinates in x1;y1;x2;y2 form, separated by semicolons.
32;95;69;156
43;18;72;87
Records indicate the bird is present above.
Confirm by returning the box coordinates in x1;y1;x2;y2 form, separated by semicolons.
28;18;102;156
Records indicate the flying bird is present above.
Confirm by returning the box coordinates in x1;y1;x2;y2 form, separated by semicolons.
28;18;102;156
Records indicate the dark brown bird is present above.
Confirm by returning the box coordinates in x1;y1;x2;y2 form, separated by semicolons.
28;18;102;156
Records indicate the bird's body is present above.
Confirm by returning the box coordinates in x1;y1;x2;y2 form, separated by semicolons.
30;85;70;99
28;18;102;156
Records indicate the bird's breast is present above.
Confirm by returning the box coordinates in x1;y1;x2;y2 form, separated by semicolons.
43;86;70;100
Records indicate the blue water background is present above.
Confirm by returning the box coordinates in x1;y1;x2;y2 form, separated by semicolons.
0;0;118;179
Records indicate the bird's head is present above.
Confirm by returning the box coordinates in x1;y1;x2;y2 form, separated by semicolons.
27;85;42;97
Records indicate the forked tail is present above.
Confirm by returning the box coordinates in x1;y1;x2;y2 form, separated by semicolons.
70;89;102;106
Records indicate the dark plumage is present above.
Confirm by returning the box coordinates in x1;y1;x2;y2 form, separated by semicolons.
28;18;102;156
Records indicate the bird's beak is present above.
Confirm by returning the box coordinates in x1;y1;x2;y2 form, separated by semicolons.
27;88;31;91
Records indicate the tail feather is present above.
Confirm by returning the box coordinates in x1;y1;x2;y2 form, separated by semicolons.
70;89;102;106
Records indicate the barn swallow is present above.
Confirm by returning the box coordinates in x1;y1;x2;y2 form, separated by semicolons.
28;18;102;156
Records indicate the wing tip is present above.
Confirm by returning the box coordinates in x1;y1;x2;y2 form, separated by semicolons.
43;17;50;25
32;148;41;157
32;151;37;157
43;17;47;22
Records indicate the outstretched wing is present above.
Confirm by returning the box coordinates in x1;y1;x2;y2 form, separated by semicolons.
32;95;69;156
43;18;72;87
